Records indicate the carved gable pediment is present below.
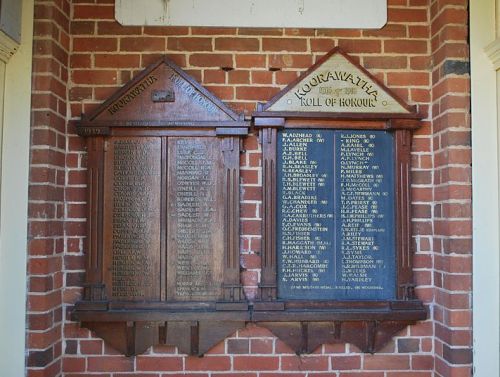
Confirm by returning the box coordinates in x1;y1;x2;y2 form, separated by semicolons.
259;47;416;117
79;56;241;131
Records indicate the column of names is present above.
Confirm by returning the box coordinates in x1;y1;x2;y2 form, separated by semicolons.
278;131;335;299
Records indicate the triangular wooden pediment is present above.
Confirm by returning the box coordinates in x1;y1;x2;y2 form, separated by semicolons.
261;47;415;116
81;56;239;126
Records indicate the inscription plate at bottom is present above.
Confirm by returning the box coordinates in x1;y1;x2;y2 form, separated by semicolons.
167;137;225;301
277;129;395;300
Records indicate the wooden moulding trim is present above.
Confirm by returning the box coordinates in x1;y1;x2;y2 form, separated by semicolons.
395;130;413;300
253;111;421;120
78;120;249;131
72;310;251;322
71;306;426;322
251;311;427;322
77;127;250;138
252;117;420;131
253;117;286;128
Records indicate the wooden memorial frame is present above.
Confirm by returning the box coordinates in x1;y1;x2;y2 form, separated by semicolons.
72;57;250;356
252;47;426;353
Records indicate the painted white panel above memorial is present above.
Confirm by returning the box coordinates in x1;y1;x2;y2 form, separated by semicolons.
115;0;387;29
264;48;413;115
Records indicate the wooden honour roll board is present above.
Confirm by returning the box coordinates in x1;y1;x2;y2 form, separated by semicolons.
277;129;395;300
103;136;226;302
166;137;225;301
104;137;162;300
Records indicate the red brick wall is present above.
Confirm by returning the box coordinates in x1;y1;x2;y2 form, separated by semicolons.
28;1;71;376
430;1;472;376
25;0;472;376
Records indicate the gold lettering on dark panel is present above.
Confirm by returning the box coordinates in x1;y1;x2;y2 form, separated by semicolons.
167;137;224;301
109;138;161;300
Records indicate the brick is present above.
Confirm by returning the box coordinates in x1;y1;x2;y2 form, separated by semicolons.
442;345;472;365
236;86;280;101
70;21;95;35
363;24;407;38
242;186;262;201
398;338;421;353
285;28;315;37
28;313;53;331
95;54;141;68
97;21;142;35
241;169;259;184
268;54;313;69
72;70;117;85
385;40;428;54
241;253;260;269
80;340;103;355
275;71;299;85
243;135;259;150
388;72;430;86
73;5;114;20
338;39;382;53
227;338;250;354
235;54;266;68
228;70;250;84
190;54;233;68
238;28;282;36
28;326;62;349
204;70;226;84
62;357;85;372
87;356;134;372
168;37;213;51
281;356;329;371
136;356;183;371
330;355;361;369
316;29;361;38
192;27;237;35
251;70;273;84
27;348;54;368
120;37;166;52
241;220;261;235
387;373;432;377
364;355;410;370
233;356;279;371
205;86;234;100
185;356;231;371
389;7;428;22
431;8;468;36
262;38;308;52
310;39;336;53
250;339;273;354
70;53;91;68
363;56;408;69
216;37;260;51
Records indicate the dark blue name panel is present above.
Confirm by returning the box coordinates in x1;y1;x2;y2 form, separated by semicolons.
277;129;395;300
